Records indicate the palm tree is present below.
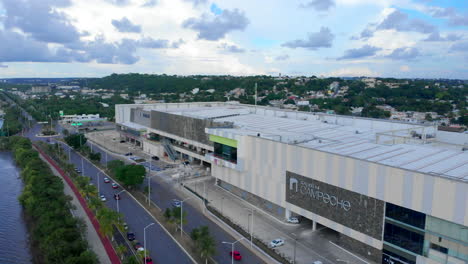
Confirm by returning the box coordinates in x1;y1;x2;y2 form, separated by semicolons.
88;196;102;214
97;208;119;241
199;236;216;264
115;244;127;260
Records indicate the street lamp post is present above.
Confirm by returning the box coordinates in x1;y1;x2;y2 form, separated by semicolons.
222;237;247;264
97;171;101;194
244;207;254;248
116;189;126;213
291;233;298;264
144;223;155;262
180;197;192;236
147;174;158;206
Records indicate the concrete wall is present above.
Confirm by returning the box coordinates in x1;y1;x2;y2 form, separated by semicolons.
211;134;468;252
150;110;231;146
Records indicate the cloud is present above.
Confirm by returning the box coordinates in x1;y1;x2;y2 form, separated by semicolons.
424;32;461;42
275;55;290;61
0;30;57;62
428;7;468;26
141;0;158;7
112;17;142;33
451;41;468;52
322;67;378;77
377;10;436;34
183;0;207;6
299;0;335;11
138;37;184;49
338;45;381;60
0;64;8;68
218;43;245;53
2;0;82;44
386;47;419;60
282;27;334;50
182;9;249;41
105;0;131;5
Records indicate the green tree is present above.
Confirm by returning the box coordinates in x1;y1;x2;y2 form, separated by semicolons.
115;164;146;187
116;244;128;260
123;255;140;264
65;133;87;149
89;152;101;162
191;226;216;264
107;160;125;174
96;207;121;241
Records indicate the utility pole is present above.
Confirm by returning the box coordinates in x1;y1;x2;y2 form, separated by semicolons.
254;82;258;111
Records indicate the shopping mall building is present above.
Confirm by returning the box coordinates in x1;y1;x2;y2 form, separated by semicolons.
115;102;468;264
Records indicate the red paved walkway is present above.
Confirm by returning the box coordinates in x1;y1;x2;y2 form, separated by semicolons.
34;144;121;264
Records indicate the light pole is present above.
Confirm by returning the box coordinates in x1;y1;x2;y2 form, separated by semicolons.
116;189;126;213
291;233;298;264
81;156;84;176
97;171;101;194
147;174;158;206
144;223;155;262
244;207;254;248
222;237;247;264
180;197;192;236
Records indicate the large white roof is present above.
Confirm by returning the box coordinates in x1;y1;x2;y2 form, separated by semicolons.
139;103;468;181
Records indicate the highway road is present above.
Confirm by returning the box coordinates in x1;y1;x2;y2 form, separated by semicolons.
25;123;267;264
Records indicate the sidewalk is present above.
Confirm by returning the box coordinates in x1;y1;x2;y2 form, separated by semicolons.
185;178;374;264
34;145;120;264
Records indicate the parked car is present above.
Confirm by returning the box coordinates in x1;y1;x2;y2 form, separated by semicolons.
229;251;242;261
123;223;128;230
183;161;190;165
114;194;121;200
312;261;323;264
120;140;126;143
103;177;110;183
112;182;119;189
172;199;181;208
127;232;135;241
124;152;133;156
134;242;144;251
100;195;106;202
269;238;284;248
287;217;300;224
143;257;153;264
151;156;159;161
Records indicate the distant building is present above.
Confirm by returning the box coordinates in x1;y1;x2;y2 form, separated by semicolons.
31;86;51;94
191;88;200;94
361;78;376;88
329;81;339;92
296;100;310;106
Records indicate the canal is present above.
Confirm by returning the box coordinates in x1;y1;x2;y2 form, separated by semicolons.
0;119;33;263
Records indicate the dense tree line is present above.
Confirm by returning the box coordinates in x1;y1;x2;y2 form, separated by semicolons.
1;106;23;136
6;136;98;264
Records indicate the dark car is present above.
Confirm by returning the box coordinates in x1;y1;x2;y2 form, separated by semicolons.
125;152;133;156
183;161;190;165
127;232;135;241
120;140;126;143
151;156;159;161
114;194;121;200
143;257;153;264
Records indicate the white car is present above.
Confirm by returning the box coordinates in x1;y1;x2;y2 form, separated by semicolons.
269;238;284;248
312;261;323;264
100;195;106;201
287;217;300;224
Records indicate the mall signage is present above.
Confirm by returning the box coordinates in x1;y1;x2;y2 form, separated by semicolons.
285;171;385;239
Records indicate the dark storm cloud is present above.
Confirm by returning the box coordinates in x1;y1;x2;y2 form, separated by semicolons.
386;47;420;60
338;45;381;60
1;0;82;44
299;0;335;11
112;17;142;33
182;9;249;40
282;27;334;50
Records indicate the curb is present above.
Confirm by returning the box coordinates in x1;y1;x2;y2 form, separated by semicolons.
33;144;121;264
60;141;199;264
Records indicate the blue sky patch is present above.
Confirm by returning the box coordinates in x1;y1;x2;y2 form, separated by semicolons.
210;3;223;15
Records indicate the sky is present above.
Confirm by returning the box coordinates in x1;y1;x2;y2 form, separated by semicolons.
0;0;467;78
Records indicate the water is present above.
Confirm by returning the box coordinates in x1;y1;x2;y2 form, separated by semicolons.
0;152;33;264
